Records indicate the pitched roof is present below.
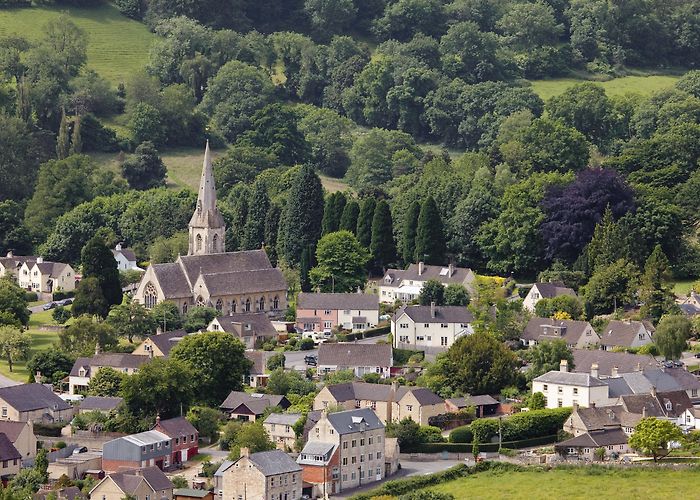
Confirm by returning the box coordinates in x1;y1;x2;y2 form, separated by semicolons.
383;263;473;287
0;433;21;461
214;313;277;338
408;387;445;406
34;486;85;500
118;430;170;447
112;248;137;262
247;450;301;476
177;250;272;285
599;320;650;347
0;383;71;412
297;441;336;463
532;282;576;299
0;421;28;442
190;141;225;230
107;467;172;495
326;408;384;435
69;354;150;377
80;396;123;412
173;489;211;498
297;292;379;311
155;416;197;438
555;429;628;449
533;370;606;387
447;395;499;408
151;263;192;299
220;392;288;413
318;343;392;368
324;382;442;406
35;261;70;277
572;349;658;377
146;330;189;357
621;390;692;418
521;317;596;345
571;405;641;431
264;413;302;426
396;305;474;324
201;268;286;296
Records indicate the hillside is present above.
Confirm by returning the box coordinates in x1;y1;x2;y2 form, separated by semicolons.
0;3;154;84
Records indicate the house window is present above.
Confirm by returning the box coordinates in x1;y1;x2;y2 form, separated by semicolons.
417;336;424;341
543;384;548;391
426;336;431;341
557;386;562;394
231;301;237;314
342;457;347;466
424;323;429;328
557;399;563;408
573;388;578;395
324;310;331;315
567;448;575;454
360;438;365;446
324;321;332;329
351;456;356;464
377;451;382;459
342;441;348;449
355;400;361;408
441;337;448;346
440;323;448;328
360;454;364;462
639;333;645;340
693;389;698;397
368;452;373;460
407;405;413;411
352;440;357;447
371;401;376;410
400;323;408;329
144;283;158;309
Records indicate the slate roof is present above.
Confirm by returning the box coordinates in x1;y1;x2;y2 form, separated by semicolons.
572;349;658;377
146;330;189;357
396;305;474;324
326;408;384;435
156;416;197;438
0;255;37;271
408;387;446;406
178;250;272;284
599;320;650;348
34;486;85;500
383;263;473;287
533;371;606;387
80;396;123;412
69;354;150;377
621;390;692;418
108;467;173;494
318;343;392;368
521;318;596;345
532;282;576;299
555;429;628;449
244;350;271;376
0;383;71;412
264;413;302;426
173;489;210;498
0;433;21;461
151;263;192;299
35;261;70;277
201;268;286;296
247;450;301;476
572;405;641;431
324;382;443;406
297;292;379;311
214;313;277;338
220;392;289;414
297;442;336;465
447;395;499;408
112;248;137;262
0;422;27;443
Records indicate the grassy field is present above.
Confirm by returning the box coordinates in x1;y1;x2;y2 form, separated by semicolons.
530;74;680;101
0;3;155;84
427;466;700;500
674;279;695;296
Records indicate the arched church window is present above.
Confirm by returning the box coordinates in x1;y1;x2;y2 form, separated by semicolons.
258;297;265;311
196;296;206;307
182;303;188;314
196;234;203;252
213;234;218;253
273;296;279;310
216;298;223;313
232;301;237;314
144;283;157;309
245;298;251;312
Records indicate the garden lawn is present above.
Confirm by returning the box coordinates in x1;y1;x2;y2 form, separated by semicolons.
673;279;694;297
0;329;57;383
0;3;155;84
428;466;700;499
530;74;679;101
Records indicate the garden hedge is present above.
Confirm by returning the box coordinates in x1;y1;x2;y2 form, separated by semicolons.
449;408;572;443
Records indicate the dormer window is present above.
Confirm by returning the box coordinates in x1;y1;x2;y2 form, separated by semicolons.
666;401;672;411
78;368;86;377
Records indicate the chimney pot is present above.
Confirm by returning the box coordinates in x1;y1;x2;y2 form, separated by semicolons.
240;447;250;458
430;302;436;319
37;256;43;264
115;243;122;251
611;366;619;378
6;251;12;258
591;363;599;379
650;386;657;398
560;359;568;373
418;261;424;276
448;263;454;277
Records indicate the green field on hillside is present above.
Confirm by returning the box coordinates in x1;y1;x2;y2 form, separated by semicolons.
426;466;697;500
530;74;679;101
0;3;155;84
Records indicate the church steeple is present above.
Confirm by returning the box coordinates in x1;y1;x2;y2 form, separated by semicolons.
188;141;226;256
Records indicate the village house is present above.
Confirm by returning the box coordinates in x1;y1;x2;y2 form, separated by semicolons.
678;291;700;316
571;349;658;378
0;252;37;281
153;416;199;466
392;304;474;353
604;366;700;402
445;395;500;418
215;448;301;500
132;329;189;358
34;486;86;500
0;433;21;482
0;421;36;459
18;258;76;296
263;413;302;451
554;428;630;460
314;382;444;426
78;396;123;415
599;319;654;351
68;354;150;395
520;317;599;349
220;392;291;421
244;350;273;388
522;282;577;312
111;243;141;271
174;489;214;500
379;262;475;304
0;384;73;423
134;143;287;317
89;466;173;500
680;407;700;430
207;312;277;349
48;451;103;481
102;430;173;472
531;361;612;409
317;343;393;379
295;292;379;333
299;408;387;495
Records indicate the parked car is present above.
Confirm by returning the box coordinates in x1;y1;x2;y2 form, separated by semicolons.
58;298;73;306
42;302;56;311
304;355;317;366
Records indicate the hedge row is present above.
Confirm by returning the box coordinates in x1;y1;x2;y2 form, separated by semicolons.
342;325;390;341
34;423;65;437
405;435;558;454
449;408;572;443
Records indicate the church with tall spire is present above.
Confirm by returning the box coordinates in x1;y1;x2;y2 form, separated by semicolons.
133;143;287;318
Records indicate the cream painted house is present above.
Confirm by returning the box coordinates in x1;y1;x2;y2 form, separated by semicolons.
18;258;75;294
392;304;474;353
215;448;301;500
89;467;173;500
531;361;612;409
0;384;73;423
0;421;36;459
111;244;142;271
0;253;38;281
522;282;577;312
68;354;150;395
379;262;475;304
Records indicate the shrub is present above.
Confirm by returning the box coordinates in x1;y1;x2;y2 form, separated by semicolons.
299;338;315;350
55;441;66;449
449;425;473;444
25;292;38;302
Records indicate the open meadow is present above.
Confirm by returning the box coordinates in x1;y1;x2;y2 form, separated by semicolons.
530;74;680;101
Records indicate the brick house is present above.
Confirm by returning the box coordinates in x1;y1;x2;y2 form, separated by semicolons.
153;416;199;465
296;292;379;333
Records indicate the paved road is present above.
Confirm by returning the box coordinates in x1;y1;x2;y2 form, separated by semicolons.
285;335;389;369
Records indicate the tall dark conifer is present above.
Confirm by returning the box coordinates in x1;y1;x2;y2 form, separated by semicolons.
370;200;395;271
356;198;376;248
80;236;122;310
402;200;420;265
242;180;270;250
282;165;324;265
264;204;282;267
414;196;445;264
340;200;360;233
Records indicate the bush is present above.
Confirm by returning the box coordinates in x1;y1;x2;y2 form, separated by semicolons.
33;423;64;437
449;425;473;444
450;408;571;444
25;292;38;302
417;426;446;443
299;338;315;350
52;291;75;301
55;441;66;449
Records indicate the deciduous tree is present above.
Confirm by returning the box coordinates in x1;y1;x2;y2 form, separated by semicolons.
629;417;683;462
654;315;691;361
310;231;369;292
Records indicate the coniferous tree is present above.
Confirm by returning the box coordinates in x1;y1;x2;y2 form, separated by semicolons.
80;236;122;308
640;244;676;324
370;200;395;271
402;200;420;265
332;192;346;229
300;245;312;292
340;200;360;233
264;204;282;267
356;197;376;248
56;109;70;160
242;180;270;250
415;196;445;265
69;115;82;155
282;165;324;265
321;192;337;236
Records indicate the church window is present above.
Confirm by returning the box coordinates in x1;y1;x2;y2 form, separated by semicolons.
258;297;265;311
216;299;223;313
245;298;251;312
273;296;279;309
182;303;188;314
144;283;158;309
232;301;237;314
196;296;206;307
196;234;202;252
213;234;219;253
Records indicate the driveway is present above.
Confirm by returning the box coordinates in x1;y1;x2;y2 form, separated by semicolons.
285;334;389;370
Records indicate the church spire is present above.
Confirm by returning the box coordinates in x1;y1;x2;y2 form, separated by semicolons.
188;141;226;255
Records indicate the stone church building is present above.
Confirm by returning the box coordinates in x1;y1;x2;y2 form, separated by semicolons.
134;143;287;317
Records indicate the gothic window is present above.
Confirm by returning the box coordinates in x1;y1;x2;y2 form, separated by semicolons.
196;234;202;252
213;234;218;253
182;303;188;314
258;297;265;311
245;298;251;312
232;301;237;314
215;299;223;313
273;296;279;309
196;296;206;307
144;283;157;309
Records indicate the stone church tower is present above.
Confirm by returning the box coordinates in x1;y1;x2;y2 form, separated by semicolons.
188;141;226;255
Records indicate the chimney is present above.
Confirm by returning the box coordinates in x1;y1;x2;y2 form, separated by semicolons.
591;363;599;379
572;402;579;412
156;326;162;335
650;386;657;398
240;447;250;458
34;371;42;384
590;402;596;408
418;261;424;276
5;251;12;258
560;359;568;373
430;302;436;319
635;362;642;372
642;406;646;418
155;413;161;426
115;243;122;251
448;263;454;277
611;366;619;378
37;256;43;264
94;342;101;356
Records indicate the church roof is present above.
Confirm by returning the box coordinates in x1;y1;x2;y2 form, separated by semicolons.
178;250;272;285
201;268;286;296
189;141;224;229
152;263;191;299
